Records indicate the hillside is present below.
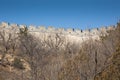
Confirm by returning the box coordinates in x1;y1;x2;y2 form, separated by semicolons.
95;22;120;80
0;22;119;80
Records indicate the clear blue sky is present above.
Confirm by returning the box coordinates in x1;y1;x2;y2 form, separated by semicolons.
0;0;120;30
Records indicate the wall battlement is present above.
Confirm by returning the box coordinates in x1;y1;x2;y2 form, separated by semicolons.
0;22;116;35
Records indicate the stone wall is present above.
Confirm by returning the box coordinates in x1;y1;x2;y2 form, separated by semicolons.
0;22;116;43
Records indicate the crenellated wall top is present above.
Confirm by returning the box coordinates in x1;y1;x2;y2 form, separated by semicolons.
0;22;116;36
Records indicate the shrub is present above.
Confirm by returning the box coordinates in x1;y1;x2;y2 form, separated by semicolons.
13;58;25;69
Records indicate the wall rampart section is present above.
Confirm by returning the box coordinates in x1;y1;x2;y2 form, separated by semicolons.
0;22;116;37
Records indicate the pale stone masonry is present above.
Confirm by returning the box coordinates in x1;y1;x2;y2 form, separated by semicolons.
0;22;116;44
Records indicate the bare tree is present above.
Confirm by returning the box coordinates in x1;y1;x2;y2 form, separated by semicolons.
42;33;66;50
0;25;19;67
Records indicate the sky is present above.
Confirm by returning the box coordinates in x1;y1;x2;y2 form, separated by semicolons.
0;0;120;30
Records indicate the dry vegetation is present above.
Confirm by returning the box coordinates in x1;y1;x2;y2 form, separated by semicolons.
0;22;120;80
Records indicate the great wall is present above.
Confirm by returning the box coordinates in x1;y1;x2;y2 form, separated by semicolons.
0;22;116;44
